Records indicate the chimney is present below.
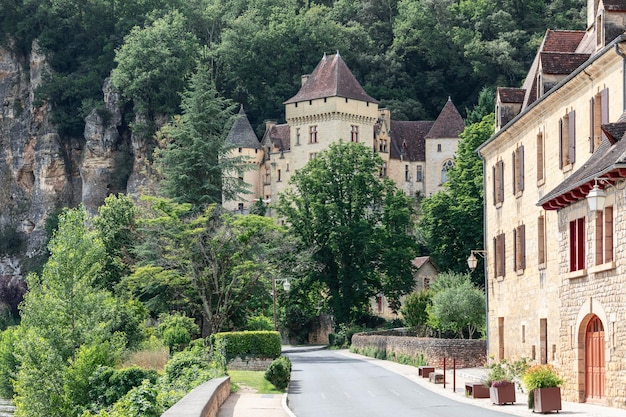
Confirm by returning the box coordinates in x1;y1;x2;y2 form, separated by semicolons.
301;74;310;86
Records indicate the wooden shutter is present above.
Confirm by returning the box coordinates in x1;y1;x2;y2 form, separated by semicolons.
520;224;526;270
605;206;613;263
492;165;497;205
512;151;517;194
498;160;504;203
590;97;595;153
569;110;576;164
538;216;545;265
537;133;544;181
601;89;609;144
513;227;518;271
577;217;585;271
559;118;564;168
595;211;604;266
519;145;525;191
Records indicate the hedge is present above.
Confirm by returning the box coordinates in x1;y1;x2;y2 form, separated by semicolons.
210;331;281;361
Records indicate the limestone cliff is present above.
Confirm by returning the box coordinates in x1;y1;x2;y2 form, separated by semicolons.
0;43;144;277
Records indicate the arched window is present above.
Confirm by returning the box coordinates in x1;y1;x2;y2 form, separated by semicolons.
441;160;454;183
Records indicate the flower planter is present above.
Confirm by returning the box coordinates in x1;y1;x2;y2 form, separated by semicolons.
533;387;561;413
490;383;516;405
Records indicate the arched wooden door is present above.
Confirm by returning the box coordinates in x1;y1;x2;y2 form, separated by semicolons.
585;316;605;401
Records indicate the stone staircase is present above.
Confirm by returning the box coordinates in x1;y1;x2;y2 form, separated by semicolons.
0;399;15;417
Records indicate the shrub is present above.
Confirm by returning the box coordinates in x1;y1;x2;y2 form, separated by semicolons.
401;289;432;328
89;365;159;407
245;315;273;331
157;313;199;353
329;324;366;348
210;331;281;361
264;356;292;390
522;364;563;409
0;326;19;398
163;346;211;384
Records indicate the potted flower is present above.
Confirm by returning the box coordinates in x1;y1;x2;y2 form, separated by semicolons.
522;364;563;413
484;358;528;405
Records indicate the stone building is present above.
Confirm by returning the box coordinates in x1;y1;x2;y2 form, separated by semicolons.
222;53;464;213
480;0;626;407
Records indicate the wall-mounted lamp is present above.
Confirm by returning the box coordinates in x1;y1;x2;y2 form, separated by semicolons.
467;249;487;271
587;179;607;212
272;278;291;331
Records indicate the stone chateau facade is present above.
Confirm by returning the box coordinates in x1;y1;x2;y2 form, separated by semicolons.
222;53;465;214
481;0;626;408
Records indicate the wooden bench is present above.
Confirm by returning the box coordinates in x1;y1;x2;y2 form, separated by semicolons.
465;382;490;398
429;372;444;384
418;366;435;378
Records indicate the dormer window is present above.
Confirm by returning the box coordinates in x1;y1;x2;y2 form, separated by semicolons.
596;13;603;48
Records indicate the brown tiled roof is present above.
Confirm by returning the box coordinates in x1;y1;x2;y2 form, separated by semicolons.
268;124;290;151
226;106;261;149
543;30;585;52
412;256;438;271
539;115;626;210
426;98;465;138
540;52;591;74
284;53;378;104
604;0;626;11
497;87;525;103
388;121;433;161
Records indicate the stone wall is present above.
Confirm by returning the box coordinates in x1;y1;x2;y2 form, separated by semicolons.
161;376;230;417
227;357;273;371
351;333;487;368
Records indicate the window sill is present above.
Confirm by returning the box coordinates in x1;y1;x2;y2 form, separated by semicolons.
538;262;547;270
515;190;524;199
588;262;615;274
562;163;573;173
565;269;587;279
495;202;503;209
516;269;525;276
537;178;545;187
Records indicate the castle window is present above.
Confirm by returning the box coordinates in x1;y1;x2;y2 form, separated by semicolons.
494;232;506;278
416;166;423;182
309;125;318;143
405;165;410;182
512;145;524;195
351;125;359;142
380;162;387;178
437;144;442;152
296;128;301;145
513;224;526;272
277;169;282;182
590;89;609;153
265;168;270;185
441;160;453;184
238;147;242;153
569;217;585;272
595;206;613;266
559;110;576;168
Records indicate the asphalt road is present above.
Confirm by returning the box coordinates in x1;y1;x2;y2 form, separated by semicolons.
286;349;514;417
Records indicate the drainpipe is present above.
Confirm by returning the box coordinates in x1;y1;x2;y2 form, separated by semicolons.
614;42;626;112
478;148;489;358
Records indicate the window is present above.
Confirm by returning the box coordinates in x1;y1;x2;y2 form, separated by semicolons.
309;125;318;143
493;159;504;205
237;203;244;212
296;128;301;145
538;215;546;266
437;144;442;152
441;160;453;184
595;206;613;265
265;168;270;184
494;232;506;278
405;165;410;182
277;169;282;182
380;162;387;177
537;132;544;183
513;224;526;272
559;110;576;168
569;217;585;272
416;166;423;182
309;152;317;160
238;147;242;153
351;125;359;142
590;89;609;153
512;145;525;195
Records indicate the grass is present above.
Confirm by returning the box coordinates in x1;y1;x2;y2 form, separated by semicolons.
228;370;284;394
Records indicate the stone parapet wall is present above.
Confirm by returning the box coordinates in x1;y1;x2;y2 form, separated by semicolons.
227;357;273;371
161;376;230;417
351;333;487;368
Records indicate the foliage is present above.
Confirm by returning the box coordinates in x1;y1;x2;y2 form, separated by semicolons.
427;272;485;339
135;199;289;334
0;275;27;329
419;115;493;286
279;141;418;326
0;225;24;255
155;59;250;210
484;357;529;387
245;316;274;331
210;331;281;361
109;380;161;417
248;198;268;216
401;289;432;329
89;365;159;408
264;356;292;390
112;10;200;120
156;312;199;353
328;323;367;348
522;364;563;409
0;326;19;398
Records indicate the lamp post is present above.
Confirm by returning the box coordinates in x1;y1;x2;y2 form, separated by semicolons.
272;278;291;331
467;249;488;356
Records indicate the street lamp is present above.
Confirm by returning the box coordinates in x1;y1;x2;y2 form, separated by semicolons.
467;249;487;271
272;278;291;331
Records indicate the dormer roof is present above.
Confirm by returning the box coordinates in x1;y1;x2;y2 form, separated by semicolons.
543;30;586;52
426;98;465;138
604;0;626;11
497;87;525;103
540;52;591;74
226;106;261;149
284;53;378;104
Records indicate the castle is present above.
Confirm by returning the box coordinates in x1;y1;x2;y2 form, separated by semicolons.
222;53;465;213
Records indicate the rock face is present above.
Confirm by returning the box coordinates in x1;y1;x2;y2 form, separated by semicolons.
0;42;141;276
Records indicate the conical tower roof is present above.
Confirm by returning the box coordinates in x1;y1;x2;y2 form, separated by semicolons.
426;97;465;138
226;106;261;149
284;53;378;104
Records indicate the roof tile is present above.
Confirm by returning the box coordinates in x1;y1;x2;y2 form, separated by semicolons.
389;121;433;161
498;87;525;103
426;98;465;138
540;52;591;74
226;107;261;149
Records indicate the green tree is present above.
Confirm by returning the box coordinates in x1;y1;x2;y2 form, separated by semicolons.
112;10;200;120
278;141;418;326
427;272;485;339
155;59;249;210
401;289;432;330
419;115;493;285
